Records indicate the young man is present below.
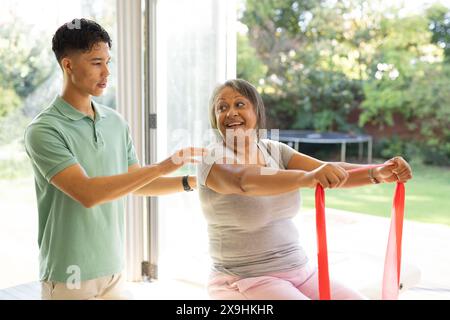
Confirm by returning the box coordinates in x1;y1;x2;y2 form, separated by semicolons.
24;18;204;300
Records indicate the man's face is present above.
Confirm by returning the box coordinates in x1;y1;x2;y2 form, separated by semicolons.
62;41;111;96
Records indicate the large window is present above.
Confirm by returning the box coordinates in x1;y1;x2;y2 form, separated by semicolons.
151;0;235;284
235;0;450;299
0;0;117;289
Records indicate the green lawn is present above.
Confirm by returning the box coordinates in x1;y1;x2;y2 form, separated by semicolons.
300;162;450;226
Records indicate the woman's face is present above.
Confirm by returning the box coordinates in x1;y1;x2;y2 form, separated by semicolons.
214;86;258;140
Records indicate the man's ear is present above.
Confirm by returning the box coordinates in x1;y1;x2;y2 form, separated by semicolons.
61;57;73;75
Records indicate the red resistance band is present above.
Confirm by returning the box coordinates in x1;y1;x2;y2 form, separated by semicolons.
315;164;405;300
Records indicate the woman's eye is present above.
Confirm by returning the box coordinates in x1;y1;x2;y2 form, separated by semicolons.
236;102;245;107
217;105;227;112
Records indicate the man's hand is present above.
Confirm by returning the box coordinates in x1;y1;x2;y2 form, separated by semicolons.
157;147;207;175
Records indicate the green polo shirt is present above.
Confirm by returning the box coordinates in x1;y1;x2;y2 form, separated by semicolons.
24;96;138;283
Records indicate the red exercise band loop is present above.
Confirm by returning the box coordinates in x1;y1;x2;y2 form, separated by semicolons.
315;164;405;300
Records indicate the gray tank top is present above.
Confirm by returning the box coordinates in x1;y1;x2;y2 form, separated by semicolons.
197;139;309;277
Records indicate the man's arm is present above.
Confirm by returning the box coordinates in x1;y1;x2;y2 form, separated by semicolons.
129;163;197;196
51;147;205;208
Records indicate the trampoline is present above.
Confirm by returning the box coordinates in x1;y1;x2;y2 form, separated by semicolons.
271;130;373;163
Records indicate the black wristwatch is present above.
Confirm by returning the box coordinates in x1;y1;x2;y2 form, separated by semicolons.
182;175;193;192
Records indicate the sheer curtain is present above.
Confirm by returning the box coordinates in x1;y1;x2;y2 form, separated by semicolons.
153;0;235;284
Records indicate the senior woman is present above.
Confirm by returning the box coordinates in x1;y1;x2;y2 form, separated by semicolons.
197;79;412;300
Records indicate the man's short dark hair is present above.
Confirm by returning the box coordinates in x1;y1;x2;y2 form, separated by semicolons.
52;18;112;64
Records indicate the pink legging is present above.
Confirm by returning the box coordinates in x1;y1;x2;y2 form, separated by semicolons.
208;263;367;300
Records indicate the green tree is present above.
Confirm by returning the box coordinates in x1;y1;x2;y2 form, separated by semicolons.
237;33;267;85
0;17;54;118
406;64;450;165
427;3;450;62
359;13;449;164
359;14;441;126
0;87;20;118
238;0;450;164
240;0;365;131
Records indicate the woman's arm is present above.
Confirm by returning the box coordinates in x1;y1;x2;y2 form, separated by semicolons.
286;151;412;187
284;151;372;187
206;163;309;196
335;157;412;186
206;160;349;196
206;144;413;196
